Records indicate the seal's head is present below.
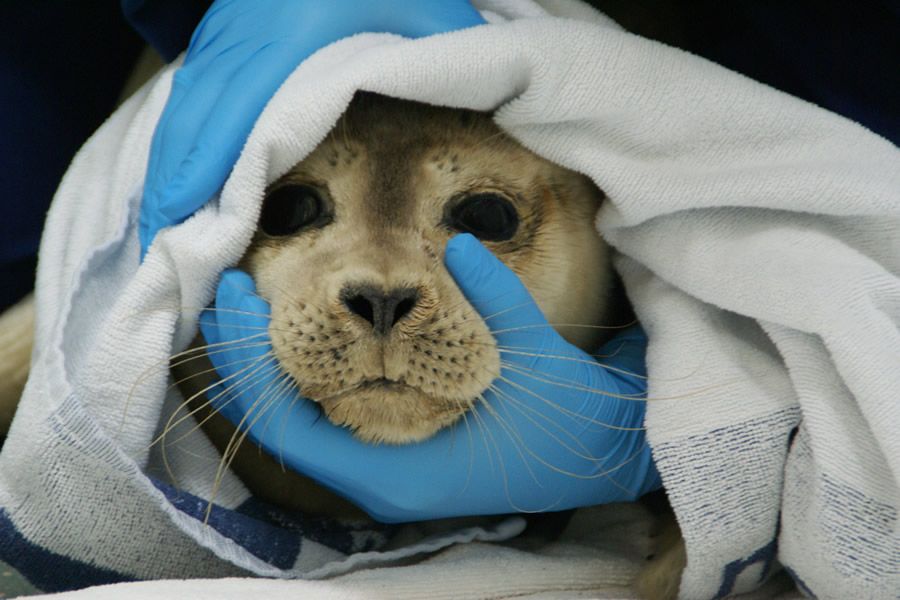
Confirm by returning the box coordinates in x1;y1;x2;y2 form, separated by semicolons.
242;93;611;444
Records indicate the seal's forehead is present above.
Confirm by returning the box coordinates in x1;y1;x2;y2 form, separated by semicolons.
268;92;573;234
314;94;510;229
339;92;504;150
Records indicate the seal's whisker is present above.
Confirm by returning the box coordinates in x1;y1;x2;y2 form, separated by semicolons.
149;443;223;468
169;341;272;374
257;373;300;454
160;352;284;452
498;348;647;379
206;371;290;522
492;384;632;478
487;381;600;462
494;343;711;385
476;300;534;323
118;333;272;441
467;394;496;475
454;400;477;499
415;287;531;327
501;362;646;404
223;375;292;474
502;360;735;404
275;383;305;472
474;394;562;514
126;305;286;326
169;332;269;360
156;358;277;489
472;396;507;487
492;322;637;335
497;346;716;386
434;287;635;331
495;365;646;430
166;349;277;397
498;348;646;380
478;388;542;487
156;364;276;487
156;356;272;482
155;355;277;450
487;381;647;487
489;381;601;477
469;128;509;151
430;335;631;361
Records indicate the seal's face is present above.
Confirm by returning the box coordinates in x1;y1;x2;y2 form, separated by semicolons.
242;94;610;444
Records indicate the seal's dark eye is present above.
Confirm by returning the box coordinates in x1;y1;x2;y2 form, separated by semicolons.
260;185;327;236
449;193;519;241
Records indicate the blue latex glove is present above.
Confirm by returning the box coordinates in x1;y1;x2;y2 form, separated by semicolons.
139;0;486;256
198;234;660;523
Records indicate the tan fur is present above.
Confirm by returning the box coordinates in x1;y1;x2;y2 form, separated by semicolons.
0;293;34;437
638;511;687;600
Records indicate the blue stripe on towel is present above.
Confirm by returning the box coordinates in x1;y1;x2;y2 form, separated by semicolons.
0;508;130;593
152;478;392;569
152;479;302;570
233;495;389;556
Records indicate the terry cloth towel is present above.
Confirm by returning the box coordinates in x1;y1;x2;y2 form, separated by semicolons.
2;0;898;597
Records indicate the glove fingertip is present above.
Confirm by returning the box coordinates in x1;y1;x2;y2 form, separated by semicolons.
444;233;492;280
445;233;530;308
158;137;237;220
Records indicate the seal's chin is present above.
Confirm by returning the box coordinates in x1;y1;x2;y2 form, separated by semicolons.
315;380;467;445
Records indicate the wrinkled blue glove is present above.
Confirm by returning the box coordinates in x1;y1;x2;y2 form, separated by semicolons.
139;0;486;256
199;233;660;523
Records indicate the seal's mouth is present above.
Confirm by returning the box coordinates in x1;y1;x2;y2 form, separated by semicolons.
305;377;417;404
356;377;411;392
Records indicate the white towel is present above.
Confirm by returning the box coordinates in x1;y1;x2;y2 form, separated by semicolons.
1;0;897;598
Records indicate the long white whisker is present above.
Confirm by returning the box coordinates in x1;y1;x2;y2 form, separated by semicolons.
501;362;645;403
205;365;291;521
480;389;542;488
499;348;646;380
155;355;277;450
488;381;600;462
497;367;646;431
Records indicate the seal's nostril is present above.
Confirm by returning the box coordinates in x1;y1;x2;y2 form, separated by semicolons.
341;285;419;336
392;295;417;327
344;293;375;327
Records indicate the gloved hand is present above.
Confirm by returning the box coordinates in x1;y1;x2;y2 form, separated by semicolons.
139;0;486;256
199;234;660;523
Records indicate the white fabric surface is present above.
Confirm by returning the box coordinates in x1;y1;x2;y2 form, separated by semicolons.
2;0;897;598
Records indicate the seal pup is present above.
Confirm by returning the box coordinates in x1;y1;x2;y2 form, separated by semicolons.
172;90;613;512
174;93;683;600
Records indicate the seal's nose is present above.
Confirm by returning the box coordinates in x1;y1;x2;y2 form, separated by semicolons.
341;285;419;336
